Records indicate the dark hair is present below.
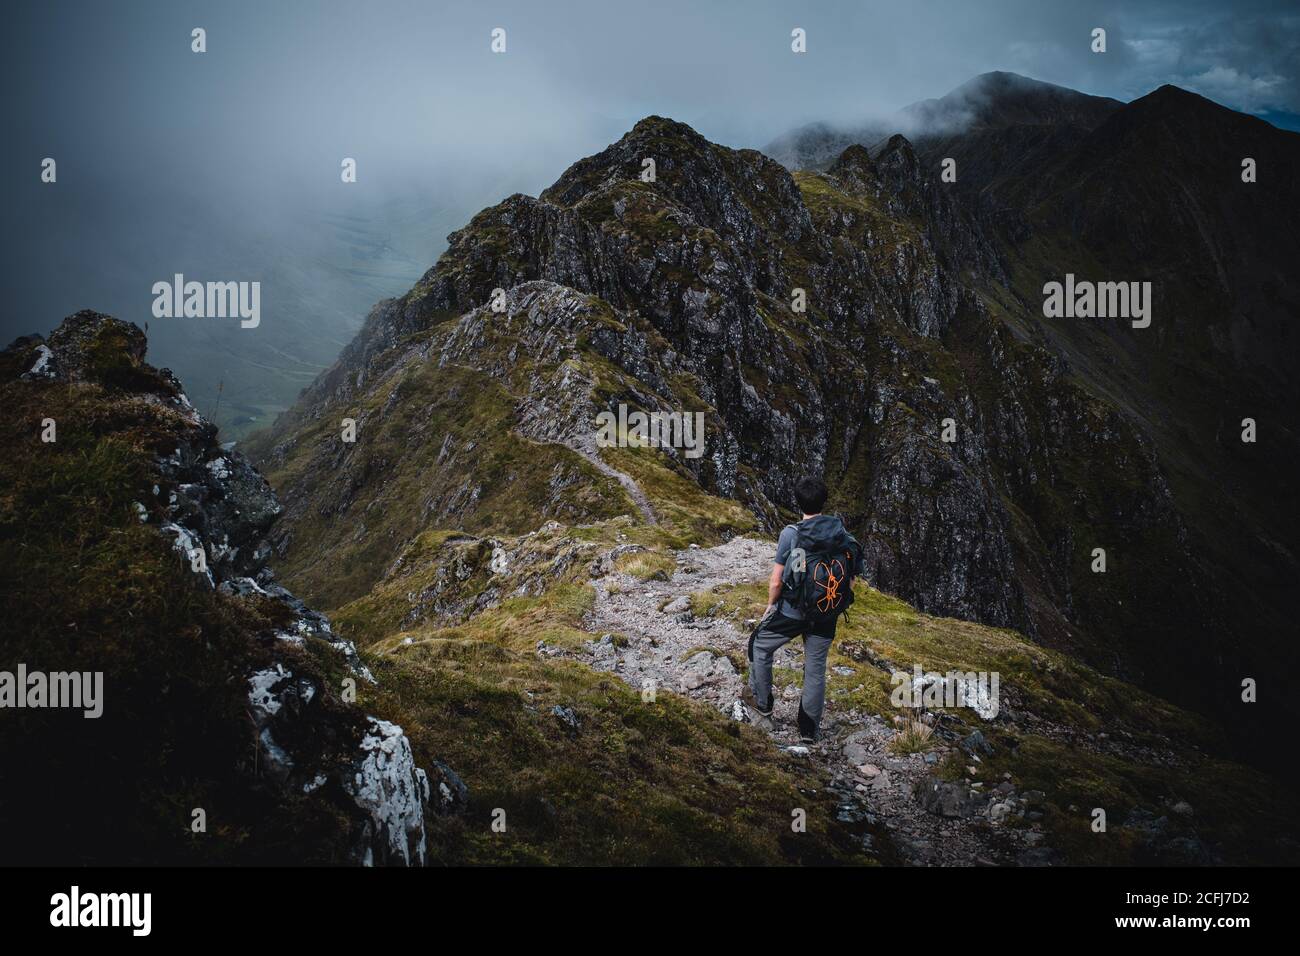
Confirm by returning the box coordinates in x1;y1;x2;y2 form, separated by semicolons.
793;476;828;515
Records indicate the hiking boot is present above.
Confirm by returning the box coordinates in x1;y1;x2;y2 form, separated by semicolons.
741;685;774;730
797;703;818;743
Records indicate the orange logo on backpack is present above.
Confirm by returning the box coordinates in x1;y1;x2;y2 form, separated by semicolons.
813;558;846;613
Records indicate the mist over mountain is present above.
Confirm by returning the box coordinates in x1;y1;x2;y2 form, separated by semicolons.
766;71;1125;170
7;0;1300;446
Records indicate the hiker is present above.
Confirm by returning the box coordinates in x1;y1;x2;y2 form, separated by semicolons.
743;476;863;743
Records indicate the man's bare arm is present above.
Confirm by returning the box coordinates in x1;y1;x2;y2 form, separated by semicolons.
765;563;784;617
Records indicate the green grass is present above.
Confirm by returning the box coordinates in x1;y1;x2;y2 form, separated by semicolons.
601;444;757;543
254;358;633;610
613;549;676;581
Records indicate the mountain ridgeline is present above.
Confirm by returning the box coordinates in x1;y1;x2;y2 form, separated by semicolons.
248;73;1300;770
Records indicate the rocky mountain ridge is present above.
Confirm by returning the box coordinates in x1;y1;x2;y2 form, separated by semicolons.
248;96;1258;741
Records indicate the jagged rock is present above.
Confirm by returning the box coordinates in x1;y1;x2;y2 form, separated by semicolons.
248;119;1047;642
661;595;692;615
344;719;431;866
429;760;470;814
844;741;870;765
917;777;972;818
552;704;581;731
681;651;717;690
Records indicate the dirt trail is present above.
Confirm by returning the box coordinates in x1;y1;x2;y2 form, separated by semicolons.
571;445;657;524
577;535;1053;866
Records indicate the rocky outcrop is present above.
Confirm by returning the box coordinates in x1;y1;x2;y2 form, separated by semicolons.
2;313;458;865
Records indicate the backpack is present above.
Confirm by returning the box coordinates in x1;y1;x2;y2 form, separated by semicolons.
781;515;864;625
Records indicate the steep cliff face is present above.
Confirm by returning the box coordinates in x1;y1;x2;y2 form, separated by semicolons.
248;104;1231;738
0;313;462;865
912;82;1300;741
623;83;1299;744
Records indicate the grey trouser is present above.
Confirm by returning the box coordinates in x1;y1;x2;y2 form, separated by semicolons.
747;611;836;736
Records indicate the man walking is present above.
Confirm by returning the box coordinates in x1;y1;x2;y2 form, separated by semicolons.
743;476;862;742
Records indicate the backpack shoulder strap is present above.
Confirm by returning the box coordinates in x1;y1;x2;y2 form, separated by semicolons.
781;525;807;586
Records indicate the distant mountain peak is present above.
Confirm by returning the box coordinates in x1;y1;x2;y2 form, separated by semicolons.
764;71;1123;171
955;70;1082;94
1100;81;1289;140
1137;82;1235;114
902;71;1124;134
539;113;725;208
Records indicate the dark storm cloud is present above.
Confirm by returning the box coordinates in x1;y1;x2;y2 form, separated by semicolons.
1125;6;1300;115
5;1;1297;200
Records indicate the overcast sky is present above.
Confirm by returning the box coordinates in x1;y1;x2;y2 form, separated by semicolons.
2;0;1297;420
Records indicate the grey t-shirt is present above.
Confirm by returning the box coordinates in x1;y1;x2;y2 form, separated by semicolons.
774;524;803;619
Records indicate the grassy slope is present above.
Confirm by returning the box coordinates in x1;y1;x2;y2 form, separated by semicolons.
328;468;875;864
359;584;878;865
252;351;634;610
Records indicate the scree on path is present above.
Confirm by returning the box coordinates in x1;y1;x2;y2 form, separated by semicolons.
574;534;1054;867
